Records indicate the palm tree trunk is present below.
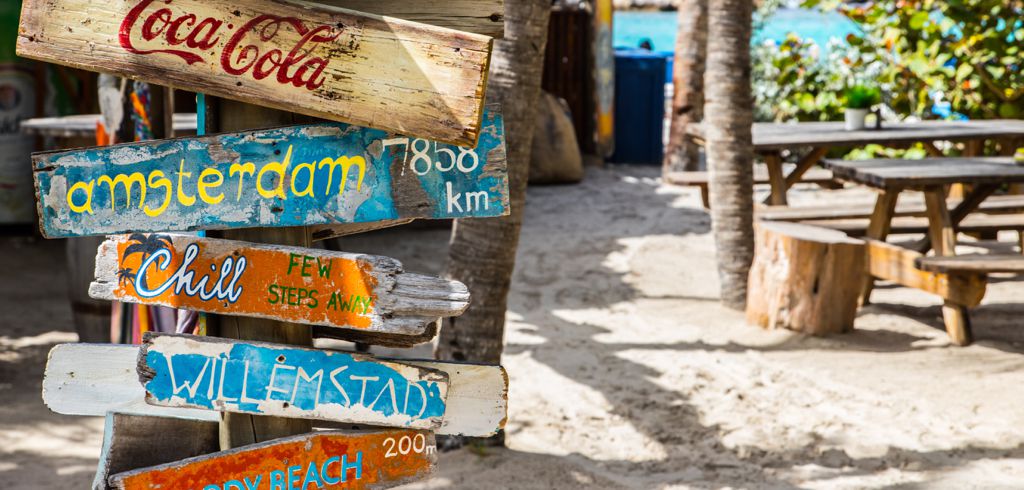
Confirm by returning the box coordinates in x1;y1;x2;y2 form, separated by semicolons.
434;0;552;365
663;0;707;173
705;0;754;310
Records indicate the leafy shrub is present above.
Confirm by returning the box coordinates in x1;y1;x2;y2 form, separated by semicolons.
844;84;881;109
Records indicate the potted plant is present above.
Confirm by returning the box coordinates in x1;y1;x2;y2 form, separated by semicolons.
843;85;881;130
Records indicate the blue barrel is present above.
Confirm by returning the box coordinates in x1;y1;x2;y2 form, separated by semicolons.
610;49;666;165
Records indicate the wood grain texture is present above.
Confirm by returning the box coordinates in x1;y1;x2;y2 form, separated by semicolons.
328;0;503;37
747;221;865;335
42;343;219;421
400;359;507;437
17;0;492;145
820;157;1024;189
33;109;508;238
43;343;507;436
688;120;1024;151
93;413;219;490
139;334;450;429
90;234;468;343
864;239;986;307
109;429;436;490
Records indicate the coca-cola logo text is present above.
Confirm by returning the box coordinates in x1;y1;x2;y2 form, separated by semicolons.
119;0;342;91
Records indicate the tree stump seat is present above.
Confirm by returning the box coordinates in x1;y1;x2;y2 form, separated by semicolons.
747;220;866;335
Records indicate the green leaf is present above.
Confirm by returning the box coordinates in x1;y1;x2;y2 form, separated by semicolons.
909;12;930;30
955;63;973;82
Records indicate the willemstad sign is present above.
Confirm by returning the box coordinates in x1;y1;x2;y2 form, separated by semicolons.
34;111;507;238
44;343;510;437
139;334;451;429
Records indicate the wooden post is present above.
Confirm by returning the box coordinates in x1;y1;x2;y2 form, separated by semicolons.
763;152;787;206
923;186;973;345
206;96;317;449
859;189;901;305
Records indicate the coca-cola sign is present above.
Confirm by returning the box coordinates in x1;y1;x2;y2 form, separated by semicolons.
119;0;342;91
17;0;493;146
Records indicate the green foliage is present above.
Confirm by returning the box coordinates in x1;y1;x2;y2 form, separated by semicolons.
799;0;1024;120
844;84;881;109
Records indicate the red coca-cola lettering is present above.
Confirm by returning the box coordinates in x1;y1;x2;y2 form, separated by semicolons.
120;0;206;64
222;16;339;90
119;0;339;91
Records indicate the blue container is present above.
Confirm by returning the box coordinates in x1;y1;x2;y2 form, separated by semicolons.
610;49;666;165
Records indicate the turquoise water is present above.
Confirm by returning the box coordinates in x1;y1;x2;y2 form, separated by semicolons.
613;8;860;53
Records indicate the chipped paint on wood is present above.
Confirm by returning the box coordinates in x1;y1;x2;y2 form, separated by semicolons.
90;234;468;340
33;110;507;238
93;413;219;490
109;429;436;490
17;0;492;145
139;334;450;429
44;343;508;436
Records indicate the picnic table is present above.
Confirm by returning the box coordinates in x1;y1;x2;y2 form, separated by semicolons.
687;120;1024;205
820;156;1024;345
20;113;198;138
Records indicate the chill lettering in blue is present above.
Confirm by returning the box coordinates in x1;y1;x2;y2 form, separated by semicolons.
201;452;362;490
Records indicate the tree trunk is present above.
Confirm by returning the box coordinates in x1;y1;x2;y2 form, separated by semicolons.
663;0;707;173
434;0;551;365
705;0;754;310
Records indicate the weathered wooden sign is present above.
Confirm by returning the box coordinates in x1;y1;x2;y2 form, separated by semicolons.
334;0;504;37
139;334;450;429
109;429;435;490
94;413;219;490
33;109;507;238
17;0;493;145
90;234;468;343
44;343;507;436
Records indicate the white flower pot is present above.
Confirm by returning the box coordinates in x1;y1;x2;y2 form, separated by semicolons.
845;108;869;131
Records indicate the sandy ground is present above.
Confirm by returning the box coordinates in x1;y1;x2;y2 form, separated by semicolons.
3;165;1024;489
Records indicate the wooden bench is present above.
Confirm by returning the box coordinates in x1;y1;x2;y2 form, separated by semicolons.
916;254;1024;274
799;213;1024;237
912;254;1024;343
757;194;1024;222
666;166;839;208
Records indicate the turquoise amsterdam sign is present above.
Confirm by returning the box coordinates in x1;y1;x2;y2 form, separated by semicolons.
33;110;507;238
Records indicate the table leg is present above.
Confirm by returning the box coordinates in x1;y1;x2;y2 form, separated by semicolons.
763;152;787;206
860;189;900;305
912;183;998;254
923;187;973;345
783;147;829;189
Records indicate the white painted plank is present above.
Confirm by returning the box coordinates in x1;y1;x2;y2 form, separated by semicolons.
43;343;508;436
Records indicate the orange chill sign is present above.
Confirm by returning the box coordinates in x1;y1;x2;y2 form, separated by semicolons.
90;234;469;340
108;429;436;490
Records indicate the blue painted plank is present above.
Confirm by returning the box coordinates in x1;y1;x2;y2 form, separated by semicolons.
33;109;507;238
140;334;450;429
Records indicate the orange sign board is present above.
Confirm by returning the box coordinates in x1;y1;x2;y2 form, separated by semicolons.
109;429;436;490
90;234;469;341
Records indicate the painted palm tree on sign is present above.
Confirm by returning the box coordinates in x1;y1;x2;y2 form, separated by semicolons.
119;233;174;290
